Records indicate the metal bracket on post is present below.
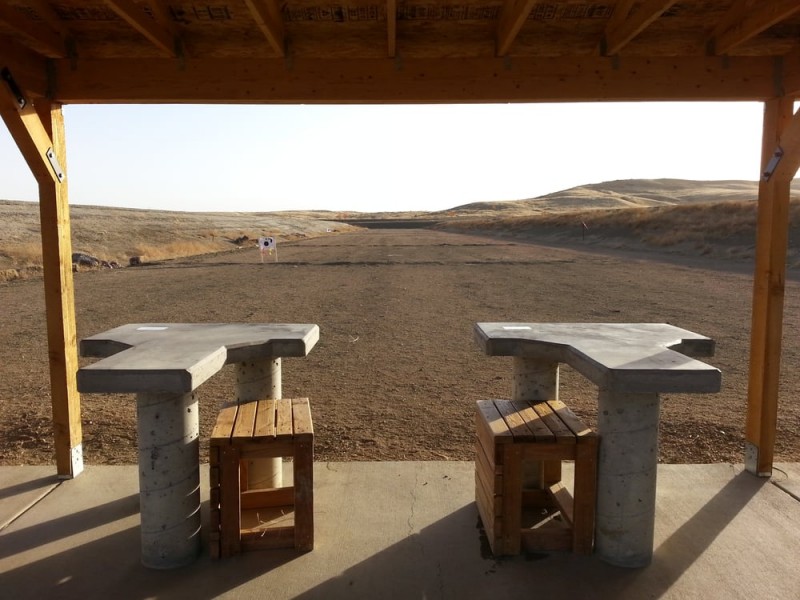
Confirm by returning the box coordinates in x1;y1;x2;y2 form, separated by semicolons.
1;67;27;109
745;441;772;477
46;148;65;182
762;146;783;181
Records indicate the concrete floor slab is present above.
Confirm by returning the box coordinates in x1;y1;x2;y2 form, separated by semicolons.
773;462;800;499
0;466;60;531
1;462;799;600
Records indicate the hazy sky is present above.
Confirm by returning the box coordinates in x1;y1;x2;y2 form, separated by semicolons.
0;102;775;213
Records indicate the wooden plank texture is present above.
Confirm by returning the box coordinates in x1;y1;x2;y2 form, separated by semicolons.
232;400;258;440
211;404;238;443
253;398;276;439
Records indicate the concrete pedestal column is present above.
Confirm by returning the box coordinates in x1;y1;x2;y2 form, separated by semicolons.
512;356;559;402
512;357;559;486
136;391;201;569
236;358;282;488
595;389;661;567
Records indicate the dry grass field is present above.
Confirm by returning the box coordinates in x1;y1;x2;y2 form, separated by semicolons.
1;179;799;468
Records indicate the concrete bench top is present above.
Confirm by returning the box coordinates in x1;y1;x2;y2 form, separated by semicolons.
77;323;320;394
474;322;721;394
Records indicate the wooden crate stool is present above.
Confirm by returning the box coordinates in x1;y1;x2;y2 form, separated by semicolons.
475;398;598;556
209;397;314;558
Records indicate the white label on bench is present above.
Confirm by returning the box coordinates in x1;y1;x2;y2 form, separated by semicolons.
137;326;169;331
503;326;532;330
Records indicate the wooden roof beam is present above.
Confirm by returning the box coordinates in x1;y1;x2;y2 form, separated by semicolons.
602;0;678;56
28;0;75;45
0;2;66;58
146;0;188;57
49;56;778;104
0;36;49;97
709;0;800;56
496;0;537;57
25;0;79;60
244;0;285;57
784;48;800;98
103;0;177;57
387;0;397;58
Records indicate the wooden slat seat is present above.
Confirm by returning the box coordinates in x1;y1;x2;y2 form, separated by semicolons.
475;398;597;556
209;397;314;558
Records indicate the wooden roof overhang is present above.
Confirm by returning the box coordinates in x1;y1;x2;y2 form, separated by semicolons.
1;0;800;479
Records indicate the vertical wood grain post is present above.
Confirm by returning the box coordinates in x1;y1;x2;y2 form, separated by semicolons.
1;88;83;478
746;97;798;476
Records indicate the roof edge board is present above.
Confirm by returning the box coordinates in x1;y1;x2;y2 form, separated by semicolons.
49;55;776;104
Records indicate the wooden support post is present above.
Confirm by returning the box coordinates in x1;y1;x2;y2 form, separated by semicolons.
0;80;83;478
746;97;799;477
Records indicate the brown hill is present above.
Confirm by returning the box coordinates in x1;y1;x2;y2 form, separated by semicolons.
3;178;800;280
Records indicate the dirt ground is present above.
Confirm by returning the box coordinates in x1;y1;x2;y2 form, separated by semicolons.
1;228;799;466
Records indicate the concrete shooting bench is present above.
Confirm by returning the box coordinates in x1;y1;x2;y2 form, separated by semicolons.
474;322;721;567
77;322;319;569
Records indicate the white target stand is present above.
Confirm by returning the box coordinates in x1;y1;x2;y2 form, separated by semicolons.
258;236;277;263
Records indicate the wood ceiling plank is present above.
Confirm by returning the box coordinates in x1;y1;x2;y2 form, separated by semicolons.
606;0;636;31
603;0;678;56
103;0;176;56
49;55;776;104
496;0;537;57
711;0;800;55
28;0;73;38
0;2;66;57
244;0;285;57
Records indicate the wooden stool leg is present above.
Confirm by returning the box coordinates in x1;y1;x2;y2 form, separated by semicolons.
500;444;524;555
294;439;314;551
572;438;598;554
209;446;222;559
219;444;242;558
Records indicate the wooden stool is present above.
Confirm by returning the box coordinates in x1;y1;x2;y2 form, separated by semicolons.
475;398;597;556
209;397;314;558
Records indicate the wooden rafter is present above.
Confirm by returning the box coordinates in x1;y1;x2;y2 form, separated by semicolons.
103;0;176;57
496;0;537;57
706;0;754;49
710;0;800;56
603;0;678;56
0;37;48;97
49;55;778;104
387;0;397;58
146;0;187;57
606;0;636;31
0;2;66;58
27;0;73;39
244;0;285;57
